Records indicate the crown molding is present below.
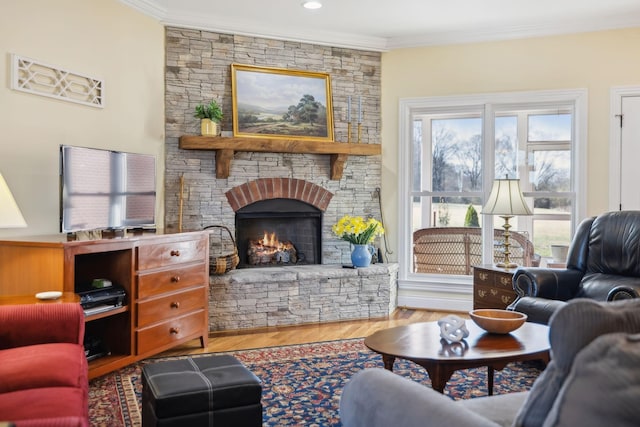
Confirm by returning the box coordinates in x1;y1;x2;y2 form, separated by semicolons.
161;11;389;52
386;16;640;49
119;0;166;20
120;0;640;52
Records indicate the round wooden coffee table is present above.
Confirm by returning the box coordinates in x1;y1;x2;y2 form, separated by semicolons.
364;321;549;395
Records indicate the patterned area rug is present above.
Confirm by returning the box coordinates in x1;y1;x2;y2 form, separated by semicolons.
88;338;544;426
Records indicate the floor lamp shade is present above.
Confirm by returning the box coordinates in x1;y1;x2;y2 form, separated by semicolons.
482;178;531;268
0;173;27;228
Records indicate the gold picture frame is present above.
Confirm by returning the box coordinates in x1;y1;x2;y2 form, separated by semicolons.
231;64;334;141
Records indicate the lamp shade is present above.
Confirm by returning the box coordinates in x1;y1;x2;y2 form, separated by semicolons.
0;173;27;228
482;178;532;216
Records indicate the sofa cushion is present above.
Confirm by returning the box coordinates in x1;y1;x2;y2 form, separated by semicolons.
0;342;87;393
456;391;528;427
514;298;640;427
0;386;88;426
339;368;501;427
542;332;640;427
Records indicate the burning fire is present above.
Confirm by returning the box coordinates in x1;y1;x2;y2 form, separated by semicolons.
256;231;295;251
261;232;283;249
248;231;297;265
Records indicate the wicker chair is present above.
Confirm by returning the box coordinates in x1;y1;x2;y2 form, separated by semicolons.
413;227;536;275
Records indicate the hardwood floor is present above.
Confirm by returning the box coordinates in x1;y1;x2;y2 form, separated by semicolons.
157;308;465;357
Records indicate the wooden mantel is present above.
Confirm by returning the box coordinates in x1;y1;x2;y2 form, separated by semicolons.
179;135;381;180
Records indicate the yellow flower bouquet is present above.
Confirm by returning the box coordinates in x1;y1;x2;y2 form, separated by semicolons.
332;215;384;245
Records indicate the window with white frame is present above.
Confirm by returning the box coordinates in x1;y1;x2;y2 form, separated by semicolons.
398;90;587;288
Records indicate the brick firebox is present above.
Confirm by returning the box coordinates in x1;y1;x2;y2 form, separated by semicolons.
225;178;333;213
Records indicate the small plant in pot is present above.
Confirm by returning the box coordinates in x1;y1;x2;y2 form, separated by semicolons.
194;100;223;136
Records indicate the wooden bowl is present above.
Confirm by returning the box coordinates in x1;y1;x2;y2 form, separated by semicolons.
468;309;527;334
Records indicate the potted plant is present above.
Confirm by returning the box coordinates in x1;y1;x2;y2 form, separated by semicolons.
194;100;223;136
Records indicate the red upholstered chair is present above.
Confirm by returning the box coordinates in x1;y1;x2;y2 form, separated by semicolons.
0;303;89;427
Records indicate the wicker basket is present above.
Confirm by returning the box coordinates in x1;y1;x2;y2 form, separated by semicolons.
204;225;239;275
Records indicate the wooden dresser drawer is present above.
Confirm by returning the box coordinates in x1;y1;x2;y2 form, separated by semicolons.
474;285;516;309
136;309;205;355
493;272;513;290
137;263;206;299
473;269;513;290
473;265;517;310
137;287;206;327
138;238;207;270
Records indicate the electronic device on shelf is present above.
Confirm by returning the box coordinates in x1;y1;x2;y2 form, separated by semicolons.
84;335;110;361
78;284;126;316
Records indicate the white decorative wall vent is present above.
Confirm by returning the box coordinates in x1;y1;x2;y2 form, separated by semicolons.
10;54;104;108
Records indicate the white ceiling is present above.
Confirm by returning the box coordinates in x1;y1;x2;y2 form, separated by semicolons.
121;0;640;51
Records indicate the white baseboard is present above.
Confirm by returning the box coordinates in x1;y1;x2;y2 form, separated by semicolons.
398;294;472;313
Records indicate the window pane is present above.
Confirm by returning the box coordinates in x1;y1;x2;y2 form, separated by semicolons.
528;114;571;141
532;197;572;216
431;197;483;227
412;120;422;192
532;219;571;258
411;196;484;230
529;149;571;194
495;115;518;178
432;118;482;191
531;195;572;257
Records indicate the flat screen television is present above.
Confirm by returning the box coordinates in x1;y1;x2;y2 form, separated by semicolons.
60;145;156;233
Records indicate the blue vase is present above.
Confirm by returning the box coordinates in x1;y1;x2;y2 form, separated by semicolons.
351;244;372;267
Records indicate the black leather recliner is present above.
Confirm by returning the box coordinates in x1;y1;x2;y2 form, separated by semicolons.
508;210;640;324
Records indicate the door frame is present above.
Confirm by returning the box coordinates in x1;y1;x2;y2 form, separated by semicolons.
609;86;640;211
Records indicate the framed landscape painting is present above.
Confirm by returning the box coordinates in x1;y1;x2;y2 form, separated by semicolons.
231;64;334;141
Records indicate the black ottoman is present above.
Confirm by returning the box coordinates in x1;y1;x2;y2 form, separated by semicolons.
141;354;262;427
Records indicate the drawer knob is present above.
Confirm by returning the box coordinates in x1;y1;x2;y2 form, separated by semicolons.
170;250;181;257
171;276;181;283
169;327;180;335
170;301;180;309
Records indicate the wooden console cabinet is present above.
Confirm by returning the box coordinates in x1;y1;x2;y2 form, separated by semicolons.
0;231;209;379
472;264;517;310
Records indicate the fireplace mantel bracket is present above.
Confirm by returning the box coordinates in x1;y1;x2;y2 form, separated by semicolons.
179;135;381;180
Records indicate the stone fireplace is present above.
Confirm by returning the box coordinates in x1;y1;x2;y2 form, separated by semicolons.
163;28;383;264
162;27;396;331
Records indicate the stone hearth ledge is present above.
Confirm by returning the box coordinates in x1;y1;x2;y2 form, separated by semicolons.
209;263;398;331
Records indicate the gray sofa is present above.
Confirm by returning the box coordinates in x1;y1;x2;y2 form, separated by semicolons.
339;298;640;427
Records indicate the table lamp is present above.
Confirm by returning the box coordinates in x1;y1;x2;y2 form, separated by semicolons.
482;176;531;268
0;172;27;228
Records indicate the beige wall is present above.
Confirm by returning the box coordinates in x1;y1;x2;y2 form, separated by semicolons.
2;2;638;255
0;0;165;237
381;28;640;261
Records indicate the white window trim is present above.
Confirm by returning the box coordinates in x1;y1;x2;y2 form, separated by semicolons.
397;89;588;310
